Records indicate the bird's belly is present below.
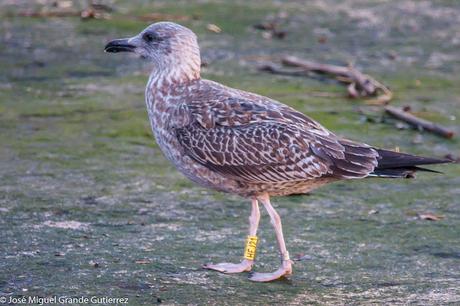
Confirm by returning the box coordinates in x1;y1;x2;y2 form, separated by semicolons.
245;177;335;196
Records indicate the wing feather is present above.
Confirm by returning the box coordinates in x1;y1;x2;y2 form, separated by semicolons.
174;80;379;182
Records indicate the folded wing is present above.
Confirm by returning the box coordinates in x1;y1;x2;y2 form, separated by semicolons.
174;84;379;183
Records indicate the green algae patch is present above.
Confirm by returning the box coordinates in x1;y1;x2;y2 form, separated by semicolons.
1;1;459;305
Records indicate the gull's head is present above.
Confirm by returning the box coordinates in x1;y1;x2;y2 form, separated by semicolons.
105;22;201;81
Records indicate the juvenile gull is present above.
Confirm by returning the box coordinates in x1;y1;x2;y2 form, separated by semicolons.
105;22;450;282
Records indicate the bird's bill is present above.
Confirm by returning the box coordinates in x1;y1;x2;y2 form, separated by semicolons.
104;38;136;53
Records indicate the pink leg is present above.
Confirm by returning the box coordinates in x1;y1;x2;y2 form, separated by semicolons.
249;193;293;282
203;198;260;273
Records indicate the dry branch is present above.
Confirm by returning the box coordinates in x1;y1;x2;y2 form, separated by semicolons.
281;55;392;104
385;106;455;139
258;55;392;104
282;55;375;93
258;56;454;139
258;64;311;77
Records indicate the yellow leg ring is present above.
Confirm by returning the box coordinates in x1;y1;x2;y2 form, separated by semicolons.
243;235;258;260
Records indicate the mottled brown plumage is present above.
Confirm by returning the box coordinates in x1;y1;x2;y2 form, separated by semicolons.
152;77;381;197
105;22;449;282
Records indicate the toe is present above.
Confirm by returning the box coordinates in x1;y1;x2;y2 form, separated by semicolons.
203;263;225;272
249;272;275;282
203;261;253;274
248;267;291;282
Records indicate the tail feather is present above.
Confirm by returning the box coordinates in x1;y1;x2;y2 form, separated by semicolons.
371;149;450;178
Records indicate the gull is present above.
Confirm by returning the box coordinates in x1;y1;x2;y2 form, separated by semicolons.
105;22;450;282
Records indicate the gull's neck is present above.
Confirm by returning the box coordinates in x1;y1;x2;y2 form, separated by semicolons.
145;60;200;114
147;57;201;90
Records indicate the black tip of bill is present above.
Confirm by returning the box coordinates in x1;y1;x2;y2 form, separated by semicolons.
104;38;135;53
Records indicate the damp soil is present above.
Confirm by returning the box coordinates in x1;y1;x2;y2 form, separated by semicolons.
1;1;459;305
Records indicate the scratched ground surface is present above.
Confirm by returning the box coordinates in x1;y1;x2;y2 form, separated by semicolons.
1;0;459;305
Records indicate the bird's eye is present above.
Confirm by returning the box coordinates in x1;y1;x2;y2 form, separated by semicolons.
143;32;160;43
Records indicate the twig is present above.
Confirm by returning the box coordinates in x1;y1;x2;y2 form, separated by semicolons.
259;56;452;139
282;56;353;81
279;55;392;104
258;64;311;77
282;55;376;93
384;106;454;139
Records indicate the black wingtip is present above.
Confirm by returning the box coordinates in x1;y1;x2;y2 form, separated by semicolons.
370;148;452;178
375;149;452;169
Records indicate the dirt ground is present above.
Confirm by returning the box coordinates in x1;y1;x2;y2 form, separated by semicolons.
1;1;459;305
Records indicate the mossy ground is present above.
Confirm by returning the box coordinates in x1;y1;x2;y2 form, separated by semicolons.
1;1;459;305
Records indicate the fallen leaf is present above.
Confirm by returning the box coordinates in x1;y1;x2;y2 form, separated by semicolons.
206;24;222;33
418;213;444;221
